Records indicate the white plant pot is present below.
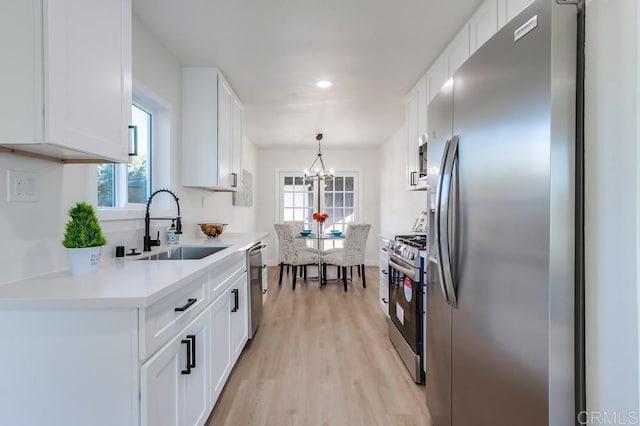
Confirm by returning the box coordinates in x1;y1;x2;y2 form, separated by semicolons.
67;246;102;276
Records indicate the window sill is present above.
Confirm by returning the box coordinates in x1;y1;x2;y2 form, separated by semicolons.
97;208;146;222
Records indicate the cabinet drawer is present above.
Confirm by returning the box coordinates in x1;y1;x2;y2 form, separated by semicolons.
139;273;209;361
209;251;246;301
261;264;268;302
379;275;390;316
379;254;388;268
379;268;389;283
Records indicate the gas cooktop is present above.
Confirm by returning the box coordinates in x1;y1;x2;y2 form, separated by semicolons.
394;234;427;250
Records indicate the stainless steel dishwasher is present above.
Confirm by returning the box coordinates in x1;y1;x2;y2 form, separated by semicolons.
247;243;265;339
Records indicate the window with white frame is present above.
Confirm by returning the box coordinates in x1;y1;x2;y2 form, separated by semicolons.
97;103;152;207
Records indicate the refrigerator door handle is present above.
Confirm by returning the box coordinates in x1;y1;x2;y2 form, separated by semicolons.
435;138;452;304
437;135;459;307
428;256;449;303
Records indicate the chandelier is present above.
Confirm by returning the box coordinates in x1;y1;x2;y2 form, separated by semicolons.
303;133;334;182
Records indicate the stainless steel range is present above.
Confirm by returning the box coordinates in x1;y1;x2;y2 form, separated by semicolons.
388;234;426;383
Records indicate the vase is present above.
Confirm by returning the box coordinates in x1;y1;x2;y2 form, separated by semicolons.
67;246;102;276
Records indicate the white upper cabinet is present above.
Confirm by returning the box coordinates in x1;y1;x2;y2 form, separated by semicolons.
217;76;233;189
405;74;428;191
0;0;132;163
469;0;499;55
424;0;536;108
406;89;419;190
498;0;535;28
427;55;447;104
182;68;243;191
231;97;243;189
444;24;470;78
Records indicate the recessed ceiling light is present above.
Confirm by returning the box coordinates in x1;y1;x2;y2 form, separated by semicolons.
316;80;332;88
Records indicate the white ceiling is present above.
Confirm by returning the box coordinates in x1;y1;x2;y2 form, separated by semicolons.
132;0;482;148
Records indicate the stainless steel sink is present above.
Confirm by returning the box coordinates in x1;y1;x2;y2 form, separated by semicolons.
137;246;229;260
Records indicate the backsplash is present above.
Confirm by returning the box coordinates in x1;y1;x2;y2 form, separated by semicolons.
0;153;78;283
0;151;256;284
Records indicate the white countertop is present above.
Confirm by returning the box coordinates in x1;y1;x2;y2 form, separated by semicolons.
0;232;269;309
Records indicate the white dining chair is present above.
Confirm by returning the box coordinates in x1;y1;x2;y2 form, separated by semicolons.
283;221;319;278
321;223;371;291
274;223;319;289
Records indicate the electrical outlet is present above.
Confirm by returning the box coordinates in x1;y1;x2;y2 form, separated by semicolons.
7;170;39;202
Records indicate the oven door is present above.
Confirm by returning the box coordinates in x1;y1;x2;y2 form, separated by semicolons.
388;255;421;354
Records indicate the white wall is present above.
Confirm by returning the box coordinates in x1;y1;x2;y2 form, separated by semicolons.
585;0;639;418
379;124;428;238
0;154;85;283
0;15;257;284
255;146;381;266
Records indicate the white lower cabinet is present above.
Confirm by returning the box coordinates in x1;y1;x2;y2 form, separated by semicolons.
210;287;232;405
0;245;259;425
210;271;248;406
230;274;249;363
183;312;210;426
262;259;268;303
141;307;210;426
379;238;390;316
142;269;249;426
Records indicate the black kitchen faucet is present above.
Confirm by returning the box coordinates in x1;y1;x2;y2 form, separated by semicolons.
143;189;183;251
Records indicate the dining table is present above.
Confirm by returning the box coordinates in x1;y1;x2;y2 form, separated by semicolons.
296;232;345;285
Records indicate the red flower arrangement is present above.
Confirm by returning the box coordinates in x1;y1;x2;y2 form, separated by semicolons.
312;212;329;223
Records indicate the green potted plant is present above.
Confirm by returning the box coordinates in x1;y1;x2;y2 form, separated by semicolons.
63;202;107;276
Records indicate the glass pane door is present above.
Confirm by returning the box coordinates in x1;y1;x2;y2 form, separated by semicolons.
320;173;358;250
279;171;359;251
280;174;314;229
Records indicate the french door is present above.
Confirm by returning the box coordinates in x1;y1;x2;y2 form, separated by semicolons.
278;171;359;249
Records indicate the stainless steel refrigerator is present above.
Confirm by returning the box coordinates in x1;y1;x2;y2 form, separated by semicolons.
425;1;583;425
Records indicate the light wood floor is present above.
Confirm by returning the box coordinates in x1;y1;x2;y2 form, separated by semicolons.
208;266;432;426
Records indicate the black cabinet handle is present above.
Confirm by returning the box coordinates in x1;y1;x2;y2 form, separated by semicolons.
181;339;191;374
382;269;388;275
262;289;267;294
231;289;239;312
410;171;417;186
175;298;197;312
186;335;196;369
231;172;238;187
381;298;388;304
128;125;138;156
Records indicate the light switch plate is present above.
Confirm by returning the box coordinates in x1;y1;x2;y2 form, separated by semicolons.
7;170;40;202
